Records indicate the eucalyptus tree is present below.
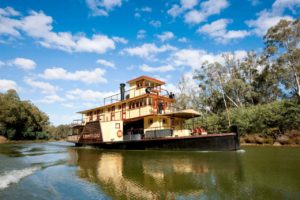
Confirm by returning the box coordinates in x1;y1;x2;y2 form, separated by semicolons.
264;18;300;98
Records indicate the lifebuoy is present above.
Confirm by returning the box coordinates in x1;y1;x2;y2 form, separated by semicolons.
117;130;123;137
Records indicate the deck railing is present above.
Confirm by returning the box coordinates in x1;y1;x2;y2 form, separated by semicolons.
71;119;84;127
103;86;172;106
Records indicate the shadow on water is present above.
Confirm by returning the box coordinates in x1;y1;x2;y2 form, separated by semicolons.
68;148;246;200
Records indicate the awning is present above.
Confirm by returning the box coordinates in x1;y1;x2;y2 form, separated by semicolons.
161;109;201;119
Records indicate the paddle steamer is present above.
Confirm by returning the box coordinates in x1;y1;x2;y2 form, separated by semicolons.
67;76;239;151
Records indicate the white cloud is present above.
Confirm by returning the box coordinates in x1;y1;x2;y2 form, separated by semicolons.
137;29;146;39
96;59;115;68
85;0;123;16
139;64;175;72
233;50;248;61
184;0;229;24
197;19;250;43
0;9;116;54
181;0;198;9
66;89;115;102
39;94;65;104
169;48;247;69
112;36;128;44
156;31;175;42
0;7;20;16
40;67;107;84
134;12;141;18
178;37;189;43
246;10;293;36
153;74;171;83
24;78;58;94
0;79;18;91
134;6;152;18
141;7;152;12
272;0;300;14
149;20;161;28
170;49;211;69
9;57;36;70
246;0;299;36
123;43;177;59
167;0;198;18
248;0;261;6
0;7;22;36
0;60;5;66
74;35;115;54
201;0;229;16
181;71;201;93
167;5;184;17
184;10;205;24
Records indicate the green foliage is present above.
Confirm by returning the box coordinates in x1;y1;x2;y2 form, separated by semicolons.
197;100;300;135
47;124;72;140
0;89;50;140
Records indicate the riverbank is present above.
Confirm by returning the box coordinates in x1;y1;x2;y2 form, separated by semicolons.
240;131;300;147
0;136;65;144
0;136;7;144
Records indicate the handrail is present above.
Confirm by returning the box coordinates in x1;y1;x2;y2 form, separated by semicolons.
103;86;172;105
71;119;84;126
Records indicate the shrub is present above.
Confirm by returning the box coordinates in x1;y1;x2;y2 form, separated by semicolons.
196;100;300;136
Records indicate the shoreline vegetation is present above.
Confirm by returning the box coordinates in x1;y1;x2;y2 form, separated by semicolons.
1;18;300;145
0;89;71;141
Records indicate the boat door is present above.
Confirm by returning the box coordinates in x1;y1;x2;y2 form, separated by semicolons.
122;103;126;120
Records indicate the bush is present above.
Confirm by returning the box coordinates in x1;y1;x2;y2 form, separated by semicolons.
196;100;300;136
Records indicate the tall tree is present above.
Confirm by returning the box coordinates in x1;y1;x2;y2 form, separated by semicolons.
264;18;300;98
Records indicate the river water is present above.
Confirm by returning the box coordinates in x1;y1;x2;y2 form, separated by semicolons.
0;142;299;200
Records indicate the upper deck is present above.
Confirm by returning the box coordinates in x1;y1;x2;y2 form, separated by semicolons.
76;76;176;124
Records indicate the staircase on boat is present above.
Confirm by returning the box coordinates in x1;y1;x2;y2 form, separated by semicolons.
79;121;103;144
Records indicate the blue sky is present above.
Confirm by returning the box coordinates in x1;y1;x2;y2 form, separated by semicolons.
0;0;299;125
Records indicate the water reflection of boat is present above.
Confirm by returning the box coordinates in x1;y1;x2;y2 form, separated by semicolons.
67;76;240;151
68;148;243;199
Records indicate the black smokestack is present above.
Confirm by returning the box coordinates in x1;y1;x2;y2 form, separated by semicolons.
120;83;126;101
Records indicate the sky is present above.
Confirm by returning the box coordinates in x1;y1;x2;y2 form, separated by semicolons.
0;0;299;125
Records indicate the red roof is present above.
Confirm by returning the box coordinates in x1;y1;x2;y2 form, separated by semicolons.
127;75;165;85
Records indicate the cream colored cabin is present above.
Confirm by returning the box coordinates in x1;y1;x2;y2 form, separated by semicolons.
72;76;201;143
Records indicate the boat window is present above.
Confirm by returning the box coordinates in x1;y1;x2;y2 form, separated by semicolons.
136;80;144;89
128;98;148;110
162;118;167;125
145;81;150;87
148;118;153;125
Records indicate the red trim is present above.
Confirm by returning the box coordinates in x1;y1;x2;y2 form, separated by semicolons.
127;76;165;85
